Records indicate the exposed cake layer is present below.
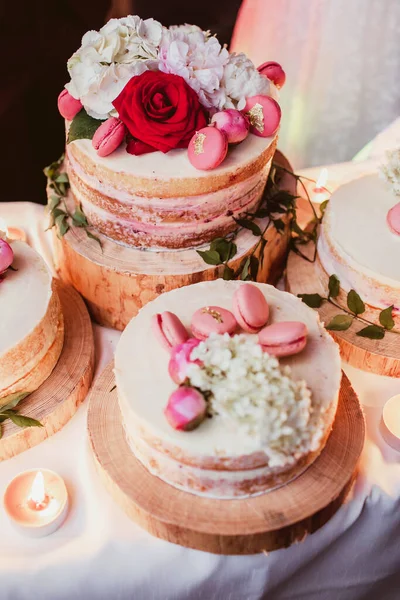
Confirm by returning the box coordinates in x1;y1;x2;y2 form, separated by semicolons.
0;242;64;403
116;280;341;497
318;174;400;322
66;133;277;249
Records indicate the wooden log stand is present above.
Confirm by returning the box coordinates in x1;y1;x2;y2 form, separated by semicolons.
286;243;400;377
53;151;294;331
0;282;95;461
87;363;364;555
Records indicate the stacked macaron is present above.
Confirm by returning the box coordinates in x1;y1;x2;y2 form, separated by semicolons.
151;283;308;431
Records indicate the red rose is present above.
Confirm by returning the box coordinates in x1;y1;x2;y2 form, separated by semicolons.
113;71;208;155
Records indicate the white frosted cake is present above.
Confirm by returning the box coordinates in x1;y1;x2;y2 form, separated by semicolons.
115;280;341;498
0;242;64;405
318;173;400;329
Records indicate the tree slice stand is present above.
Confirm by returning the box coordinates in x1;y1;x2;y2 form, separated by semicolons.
52;151;294;331
286;244;400;377
0;282;95;461
87;363;364;555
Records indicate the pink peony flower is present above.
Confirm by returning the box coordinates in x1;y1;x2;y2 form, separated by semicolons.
168;338;202;384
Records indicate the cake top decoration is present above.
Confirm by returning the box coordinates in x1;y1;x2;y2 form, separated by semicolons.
59;15;284;166
379;148;400;197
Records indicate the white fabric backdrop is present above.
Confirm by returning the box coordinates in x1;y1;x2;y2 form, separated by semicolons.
0;123;400;599
231;0;400;169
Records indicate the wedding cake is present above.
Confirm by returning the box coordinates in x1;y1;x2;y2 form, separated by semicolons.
317;151;400;331
0;240;64;405
115;280;341;498
50;15;289;328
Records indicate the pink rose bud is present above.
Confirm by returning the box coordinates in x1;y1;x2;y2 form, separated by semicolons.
211;109;249;144
387;202;400;236
92;117;126;157
0;239;14;274
57;89;82;121
168;338;202;384
164;386;207;431
257;61;286;89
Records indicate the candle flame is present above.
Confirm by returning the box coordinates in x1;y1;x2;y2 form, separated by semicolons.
29;471;46;506
316;168;328;190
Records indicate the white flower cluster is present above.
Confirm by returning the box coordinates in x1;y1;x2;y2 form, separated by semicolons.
379;148;400;197
65;16;272;120
187;333;313;467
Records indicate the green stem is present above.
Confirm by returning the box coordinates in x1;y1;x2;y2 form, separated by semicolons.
325;297;399;334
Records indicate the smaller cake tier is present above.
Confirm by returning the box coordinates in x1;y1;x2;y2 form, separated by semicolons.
66;133;276;249
318;175;400;324
115;280;341;498
0;242;64;403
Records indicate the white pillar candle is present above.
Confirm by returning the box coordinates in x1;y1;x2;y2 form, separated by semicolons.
4;469;69;537
380;395;400;451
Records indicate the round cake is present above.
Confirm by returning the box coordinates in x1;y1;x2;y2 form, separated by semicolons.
0;241;64;404
115;280;341;498
317;173;400;329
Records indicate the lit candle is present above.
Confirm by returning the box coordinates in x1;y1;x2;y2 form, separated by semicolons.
311;168;330;204
380;395;400;451
4;469;69;537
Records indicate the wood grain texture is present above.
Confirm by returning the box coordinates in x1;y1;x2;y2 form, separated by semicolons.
286;244;400;377
53;150;294;331
87;363;364;555
0;282;95;461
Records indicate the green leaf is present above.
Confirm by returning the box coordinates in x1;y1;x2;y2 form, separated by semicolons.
223;265;234;280
55;173;69;184
210;238;237;262
298;293;324;308
72;205;89;227
67;110;103;143
356;325;385;340
234;218;262;237
0;392;29;412
328;274;340;299
4;412;43;428
48;195;61;212
43;154;64;180
259;237;267;268
253;207;269;219
379;305;395;330
249;255;259;281
240;256;251;280
55;213;70;237
273;218;285;233
0;425;2;439
196;249;222;266
319;199;329;218
270;190;297;208
347;290;365;315
86;229;102;249
325;314;353;331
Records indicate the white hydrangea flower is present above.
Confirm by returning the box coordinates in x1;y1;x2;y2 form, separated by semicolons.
187;334;314;467
158;25;229;109
379;148;400;197
210;52;272;111
66;16;162;119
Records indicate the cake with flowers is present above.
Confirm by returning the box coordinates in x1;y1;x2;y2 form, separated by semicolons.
0;237;64;406
115;280;341;498
317;149;400;331
49;15;290;328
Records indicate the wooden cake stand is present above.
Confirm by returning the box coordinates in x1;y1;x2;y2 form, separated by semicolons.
53;151;294;331
286;244;400;377
0;282;95;461
87;363;365;555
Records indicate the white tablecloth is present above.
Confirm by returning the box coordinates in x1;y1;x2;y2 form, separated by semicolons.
1;128;400;599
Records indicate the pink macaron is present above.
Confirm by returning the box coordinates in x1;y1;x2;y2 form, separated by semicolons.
188;127;228;170
152;311;189;352
257;61;286;89
191;306;237;340
57;89;82;121
258;321;308;357
232;283;270;333
387;202;400;236
243;95;281;138
92;117;126;157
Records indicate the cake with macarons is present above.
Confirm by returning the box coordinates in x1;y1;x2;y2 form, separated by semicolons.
0;236;64;405
115;279;341;498
55;15;284;250
317;150;400;331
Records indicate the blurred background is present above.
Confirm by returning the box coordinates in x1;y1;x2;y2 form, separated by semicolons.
1;0;399;203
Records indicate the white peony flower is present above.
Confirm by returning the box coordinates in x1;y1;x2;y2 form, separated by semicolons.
158;25;229;109
211;52;272;111
66;15;162;119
